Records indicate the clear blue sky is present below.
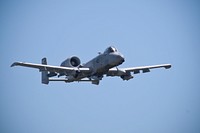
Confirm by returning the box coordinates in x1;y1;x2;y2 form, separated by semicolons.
1;1;200;133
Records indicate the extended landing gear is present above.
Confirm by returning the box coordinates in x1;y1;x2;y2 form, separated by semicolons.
91;80;100;85
88;75;103;85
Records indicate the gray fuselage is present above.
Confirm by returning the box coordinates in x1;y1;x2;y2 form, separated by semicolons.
69;50;124;81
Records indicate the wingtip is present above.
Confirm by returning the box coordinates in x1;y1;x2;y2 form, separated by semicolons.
165;64;172;69
10;62;18;67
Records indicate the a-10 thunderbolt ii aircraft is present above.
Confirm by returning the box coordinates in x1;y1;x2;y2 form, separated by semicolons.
11;46;171;85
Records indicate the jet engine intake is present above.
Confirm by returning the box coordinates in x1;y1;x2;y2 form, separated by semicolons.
60;56;81;67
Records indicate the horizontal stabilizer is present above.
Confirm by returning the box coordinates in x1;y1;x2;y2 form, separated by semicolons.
49;78;100;85
49;78;97;82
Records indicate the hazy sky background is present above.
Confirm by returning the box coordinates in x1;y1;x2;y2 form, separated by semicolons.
1;0;200;133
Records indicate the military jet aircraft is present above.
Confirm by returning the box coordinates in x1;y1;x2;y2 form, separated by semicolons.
11;46;171;85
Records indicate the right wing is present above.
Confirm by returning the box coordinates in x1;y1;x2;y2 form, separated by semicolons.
121;64;171;74
107;64;171;80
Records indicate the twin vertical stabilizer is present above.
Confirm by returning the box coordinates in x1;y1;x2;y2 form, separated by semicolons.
41;58;49;84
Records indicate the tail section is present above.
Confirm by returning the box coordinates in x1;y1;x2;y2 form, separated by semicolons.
41;58;49;84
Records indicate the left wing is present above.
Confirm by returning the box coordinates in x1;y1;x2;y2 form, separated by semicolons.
11;62;91;74
107;64;171;79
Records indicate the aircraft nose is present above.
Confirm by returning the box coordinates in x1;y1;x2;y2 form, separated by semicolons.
118;54;125;63
121;55;125;63
121;57;125;62
111;53;125;65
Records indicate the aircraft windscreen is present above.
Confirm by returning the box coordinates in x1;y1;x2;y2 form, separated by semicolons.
104;46;118;54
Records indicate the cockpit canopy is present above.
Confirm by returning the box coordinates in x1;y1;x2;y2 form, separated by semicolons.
104;46;118;54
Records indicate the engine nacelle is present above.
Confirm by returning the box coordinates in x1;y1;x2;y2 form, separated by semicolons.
60;56;81;67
